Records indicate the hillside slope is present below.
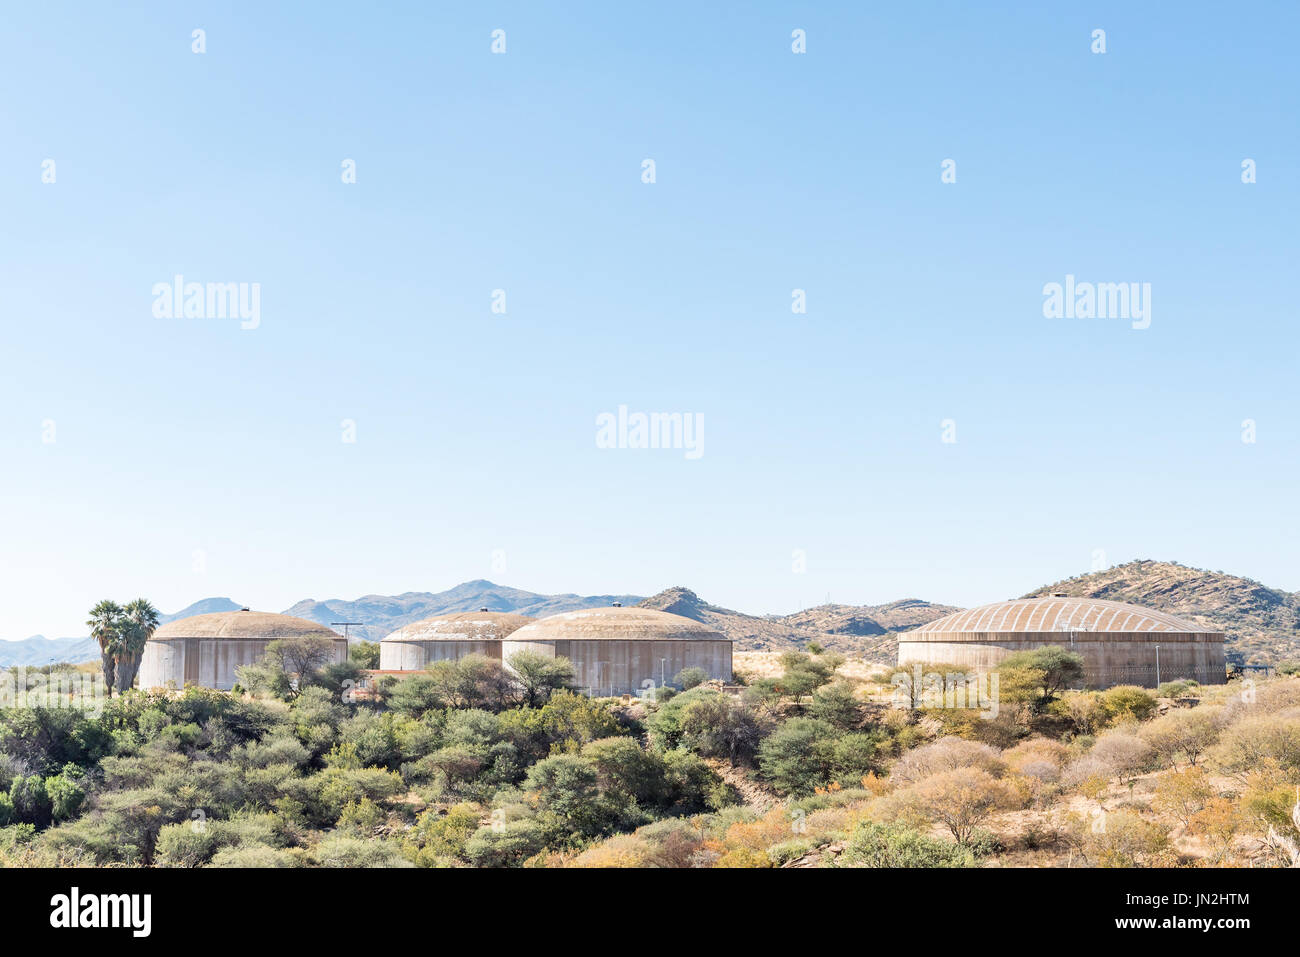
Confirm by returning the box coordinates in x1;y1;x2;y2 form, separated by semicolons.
637;587;958;657
283;580;644;642
1023;559;1300;665
159;597;243;624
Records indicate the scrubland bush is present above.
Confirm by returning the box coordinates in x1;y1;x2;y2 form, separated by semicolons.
890;737;1005;786
878;767;1017;844
1208;713;1300;780
314;834;411;867
209;845;296;867
674;667;708;690
646;688;768;763
1064;731;1151;790
758;718;884;796
1098;686;1159;725
1151;767;1214;828
1066;810;1170;867
1157;679;1199;699
836;821;975;868
464;819;548;867
404;802;482;866
1140;707;1221;768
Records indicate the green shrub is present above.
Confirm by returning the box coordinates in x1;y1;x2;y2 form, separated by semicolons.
810;682;861;730
646;688;767;763
8;774;51;827
463;819;548;867
336;797;384;833
314;834;412;867
1099;686;1158;725
774;652;843;699
674;667;708;690
0;821;35;851
661;749;732;814
155;822;218;867
997;647;1085;699
963;827;1003;858
209;845;296;867
766;838;816;866
1157;680;1198;699
44;765;86;823
757;718;881;795
836;822;976;868
290;766;405;825
404;803;481;865
350;641;381;669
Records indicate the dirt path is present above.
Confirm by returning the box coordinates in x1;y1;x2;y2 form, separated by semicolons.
706;758;780;814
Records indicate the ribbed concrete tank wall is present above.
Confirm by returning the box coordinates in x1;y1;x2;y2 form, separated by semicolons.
500;607;733;697
139;611;347;691
897;597;1226;689
379;611;533;670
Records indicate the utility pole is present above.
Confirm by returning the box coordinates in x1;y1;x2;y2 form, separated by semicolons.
331;622;364;646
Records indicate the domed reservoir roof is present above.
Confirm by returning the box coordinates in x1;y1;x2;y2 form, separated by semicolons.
507;606;727;642
914;597;1211;635
153;611;342;640
381;611;533;642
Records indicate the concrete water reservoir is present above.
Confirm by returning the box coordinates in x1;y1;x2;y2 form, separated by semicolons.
897;596;1225;688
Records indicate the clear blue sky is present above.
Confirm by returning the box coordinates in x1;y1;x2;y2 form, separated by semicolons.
2;2;1297;640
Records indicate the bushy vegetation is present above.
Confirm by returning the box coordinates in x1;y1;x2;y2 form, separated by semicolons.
4;642;1299;868
0;649;737;867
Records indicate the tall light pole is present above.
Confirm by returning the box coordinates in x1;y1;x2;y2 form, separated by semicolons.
331;622;364;649
1154;644;1161;687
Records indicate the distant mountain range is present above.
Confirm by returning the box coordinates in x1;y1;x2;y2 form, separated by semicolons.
159;597;245;624
280;580;644;643
4;562;1297;668
635;586;958;656
0;635;99;668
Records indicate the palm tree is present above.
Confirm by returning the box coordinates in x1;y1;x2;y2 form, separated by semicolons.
116;598;160;694
86;599;124;695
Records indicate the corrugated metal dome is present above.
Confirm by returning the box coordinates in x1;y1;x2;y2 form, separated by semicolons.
153;611;341;640
381;611;532;643
915;597;1204;635
508;606;725;641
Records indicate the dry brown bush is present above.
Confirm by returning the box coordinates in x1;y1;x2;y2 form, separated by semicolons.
890;737;1005;786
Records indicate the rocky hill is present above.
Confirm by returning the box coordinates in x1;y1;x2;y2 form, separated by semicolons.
783;598;963;636
282;580;644;642
636;587;957;657
1023;560;1300;665
159;597;243;625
